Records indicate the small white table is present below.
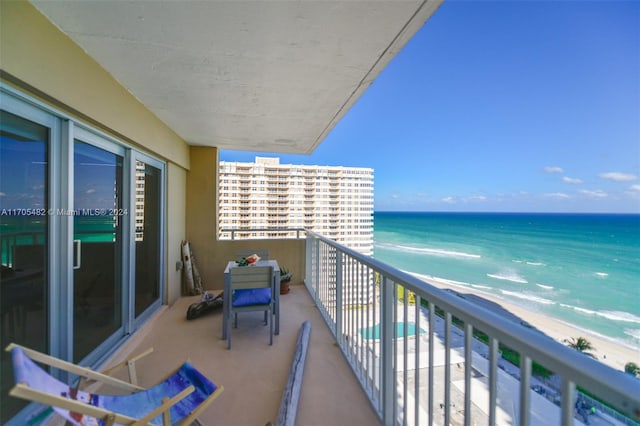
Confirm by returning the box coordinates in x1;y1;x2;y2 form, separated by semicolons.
222;260;280;340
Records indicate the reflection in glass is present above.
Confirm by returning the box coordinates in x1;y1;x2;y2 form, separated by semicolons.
73;141;123;362
135;161;160;316
0;111;48;423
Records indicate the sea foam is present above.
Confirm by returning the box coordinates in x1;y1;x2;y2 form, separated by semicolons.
559;305;640;324
624;328;640;341
487;271;528;284
471;284;493;290
500;290;555;305
376;242;481;259
536;283;554;290
408;272;475;289
598;310;640;324
406;272;501;299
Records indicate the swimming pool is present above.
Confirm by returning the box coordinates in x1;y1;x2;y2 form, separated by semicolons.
358;322;426;340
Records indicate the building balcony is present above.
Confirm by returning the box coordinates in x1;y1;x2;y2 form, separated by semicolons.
10;230;639;425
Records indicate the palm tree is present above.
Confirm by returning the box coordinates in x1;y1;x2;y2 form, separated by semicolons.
624;362;640;377
567;337;597;359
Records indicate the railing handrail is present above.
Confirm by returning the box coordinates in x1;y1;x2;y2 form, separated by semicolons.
304;228;640;423
220;228;307;240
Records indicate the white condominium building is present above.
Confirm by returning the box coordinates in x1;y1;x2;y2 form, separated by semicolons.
219;157;374;255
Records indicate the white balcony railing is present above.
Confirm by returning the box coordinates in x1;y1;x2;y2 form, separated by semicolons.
304;229;640;426
219;228;307;240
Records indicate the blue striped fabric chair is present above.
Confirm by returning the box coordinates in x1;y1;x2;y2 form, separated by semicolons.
7;343;223;425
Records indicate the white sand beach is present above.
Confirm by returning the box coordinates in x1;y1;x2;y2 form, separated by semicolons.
415;274;640;373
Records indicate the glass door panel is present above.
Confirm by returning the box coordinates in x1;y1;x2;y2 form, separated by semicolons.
73;141;123;362
1;90;166;424
134;161;161;317
0;111;48;423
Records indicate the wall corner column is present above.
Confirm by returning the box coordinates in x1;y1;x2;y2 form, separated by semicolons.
186;146;219;289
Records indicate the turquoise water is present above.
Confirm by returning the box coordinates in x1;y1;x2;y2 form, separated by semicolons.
359;322;427;340
373;212;640;349
1;216;116;265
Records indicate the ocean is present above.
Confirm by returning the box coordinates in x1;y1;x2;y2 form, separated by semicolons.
373;212;640;350
0;215;116;266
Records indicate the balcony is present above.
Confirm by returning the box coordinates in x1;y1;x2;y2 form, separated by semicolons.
5;227;635;425
83;230;639;426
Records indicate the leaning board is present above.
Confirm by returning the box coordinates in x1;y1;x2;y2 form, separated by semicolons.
182;240;195;295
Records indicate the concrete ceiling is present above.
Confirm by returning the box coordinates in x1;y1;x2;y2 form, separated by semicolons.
31;1;442;154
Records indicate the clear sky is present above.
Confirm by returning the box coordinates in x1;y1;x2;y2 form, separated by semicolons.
221;0;640;213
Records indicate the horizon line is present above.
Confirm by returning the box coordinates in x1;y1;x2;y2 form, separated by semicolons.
373;210;640;215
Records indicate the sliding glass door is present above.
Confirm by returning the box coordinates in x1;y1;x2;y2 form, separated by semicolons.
133;158;163;319
1;87;165;424
72;139;125;362
0;110;50;422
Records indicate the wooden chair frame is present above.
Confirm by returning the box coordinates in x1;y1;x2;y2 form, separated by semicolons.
6;343;223;426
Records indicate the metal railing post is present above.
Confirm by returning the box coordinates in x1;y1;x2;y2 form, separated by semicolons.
520;356;532;426
305;233;312;293
464;323;473;426
444;312;452;426
381;276;394;426
314;237;320;300
488;337;498;426
335;252;343;342
561;378;575;426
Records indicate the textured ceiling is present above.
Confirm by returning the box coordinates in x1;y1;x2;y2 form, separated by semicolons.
31;1;442;154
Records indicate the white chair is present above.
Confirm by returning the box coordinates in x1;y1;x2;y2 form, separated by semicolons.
227;265;275;350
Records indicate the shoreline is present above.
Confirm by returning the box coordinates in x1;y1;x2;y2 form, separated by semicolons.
412;273;640;373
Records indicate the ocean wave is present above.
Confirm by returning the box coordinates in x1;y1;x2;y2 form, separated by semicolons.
406;272;501;297
512;260;545;266
559;304;640;324
409;272;475;289
376;243;481;259
405;269;640;349
471;284;493;290
487;272;528;284
536;283;554;290
595;272;609;278
500;290;555;305
599;310;640;324
624;328;640;341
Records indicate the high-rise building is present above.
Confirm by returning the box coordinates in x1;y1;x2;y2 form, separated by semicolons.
219;157;374;255
134;161;146;241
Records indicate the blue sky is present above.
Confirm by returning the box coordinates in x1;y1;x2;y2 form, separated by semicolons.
221;0;640;213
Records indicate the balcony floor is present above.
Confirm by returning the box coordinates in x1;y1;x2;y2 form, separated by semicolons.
99;285;379;426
